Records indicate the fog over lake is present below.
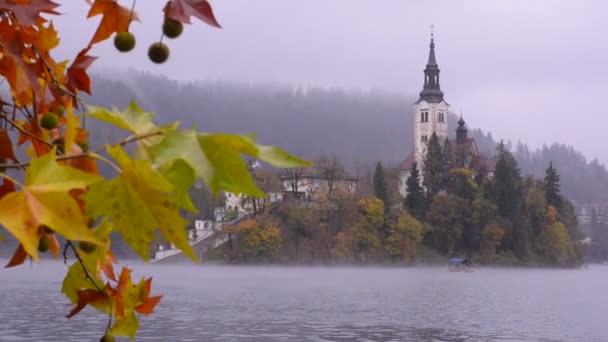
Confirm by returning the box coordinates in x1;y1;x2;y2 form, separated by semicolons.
1;261;607;341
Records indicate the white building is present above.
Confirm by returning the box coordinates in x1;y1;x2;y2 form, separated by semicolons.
223;160;284;215
280;173;357;199
399;34;450;198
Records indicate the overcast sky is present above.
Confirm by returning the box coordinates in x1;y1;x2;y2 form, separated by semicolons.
55;1;608;164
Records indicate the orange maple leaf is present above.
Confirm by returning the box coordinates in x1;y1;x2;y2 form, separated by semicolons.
86;0;139;46
0;129;18;163
163;0;221;27
16;118;51;156
66;48;97;95
5;244;28;268
0;177;15;200
0;0;60;27
65;288;105;318
135;277;162;315
0;21;44;105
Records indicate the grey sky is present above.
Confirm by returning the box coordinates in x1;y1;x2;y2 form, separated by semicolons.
56;1;608;164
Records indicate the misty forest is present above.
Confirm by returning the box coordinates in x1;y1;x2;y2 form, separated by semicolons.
55;71;606;265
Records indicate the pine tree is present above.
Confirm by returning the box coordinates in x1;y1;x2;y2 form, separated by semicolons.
489;142;530;258
405;162;426;219
423;132;447;197
490;142;524;218
373;161;390;213
544;161;562;210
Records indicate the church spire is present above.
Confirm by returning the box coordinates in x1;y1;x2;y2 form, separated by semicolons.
417;29;444;104
428;27;437;66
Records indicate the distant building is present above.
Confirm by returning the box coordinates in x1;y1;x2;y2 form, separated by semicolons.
398;33;488;197
280;167;358;200
577;202;608;226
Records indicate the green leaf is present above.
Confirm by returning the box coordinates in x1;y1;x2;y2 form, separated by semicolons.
151;130;310;196
87;101;158;135
84;145;196;262
109;311;139;341
206;133;311;168
163;159;197;213
61;255;103;305
86;101;179;159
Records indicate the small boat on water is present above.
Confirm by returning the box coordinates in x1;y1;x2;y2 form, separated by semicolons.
448;258;473;272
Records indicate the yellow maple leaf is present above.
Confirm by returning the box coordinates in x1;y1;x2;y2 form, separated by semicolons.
85;145;196;261
0;149;103;260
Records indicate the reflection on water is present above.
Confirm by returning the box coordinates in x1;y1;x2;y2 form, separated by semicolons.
0;262;606;341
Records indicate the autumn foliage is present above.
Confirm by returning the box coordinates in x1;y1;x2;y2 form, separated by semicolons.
0;1;307;340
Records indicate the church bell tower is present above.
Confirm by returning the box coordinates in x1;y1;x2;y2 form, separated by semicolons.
413;31;450;167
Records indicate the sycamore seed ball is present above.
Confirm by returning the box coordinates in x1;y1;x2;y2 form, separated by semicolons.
148;42;169;64
100;335;115;342
163;18;183;39
78;241;96;254
56;104;65;117
38;235;49;252
114;32;136;52
41;113;59;130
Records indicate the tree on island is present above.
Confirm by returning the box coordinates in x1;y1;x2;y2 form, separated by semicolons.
404;162;426;219
373;161;390;213
544;161;563;210
423;132;448;197
0;2;309;340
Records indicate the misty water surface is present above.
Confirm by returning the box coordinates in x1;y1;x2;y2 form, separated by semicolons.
0;261;606;342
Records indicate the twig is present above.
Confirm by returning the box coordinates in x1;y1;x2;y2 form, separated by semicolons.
0;172;24;188
0;113;54;149
62;242;70;264
66;241;113;331
0;131;164;169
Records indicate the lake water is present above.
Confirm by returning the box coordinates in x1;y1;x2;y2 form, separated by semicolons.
0;261;606;342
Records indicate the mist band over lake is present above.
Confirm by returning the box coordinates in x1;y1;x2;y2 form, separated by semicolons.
1;261;606;342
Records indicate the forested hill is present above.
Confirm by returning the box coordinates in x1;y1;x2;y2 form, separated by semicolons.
84;70;608;203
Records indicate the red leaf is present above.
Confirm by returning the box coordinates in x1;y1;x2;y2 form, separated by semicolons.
48;233;60;257
115;267;132;318
0;177;15;200
66;48;97;95
163;0;221;27
0;129;17;162
5;244;28;268
86;0;139;46
135;295;162;315
0;0;60;27
100;251;117;282
66;288;105;318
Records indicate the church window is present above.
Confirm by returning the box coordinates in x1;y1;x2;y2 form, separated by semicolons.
438;112;445;123
421;135;428;142
420;111;429;122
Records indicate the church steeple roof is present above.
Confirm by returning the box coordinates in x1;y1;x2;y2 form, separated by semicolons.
416;31;445;104
456;114;468;144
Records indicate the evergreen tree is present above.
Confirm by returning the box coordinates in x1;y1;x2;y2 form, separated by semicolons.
544;161;562;210
490;142;524;218
489;142;530;258
373;161;390;213
423;132;447;197
441;137;453;172
405;162;426;219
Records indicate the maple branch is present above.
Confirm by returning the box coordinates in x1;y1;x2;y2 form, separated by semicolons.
0;131;163;169
90;153;121;173
9;13;78;100
66;241;113;331
0;113;54;149
0;172;24;188
93;130;164;154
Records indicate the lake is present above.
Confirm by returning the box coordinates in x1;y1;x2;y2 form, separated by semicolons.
0;261;606;341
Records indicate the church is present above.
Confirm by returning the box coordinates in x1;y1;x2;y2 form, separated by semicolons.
398;34;483;197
